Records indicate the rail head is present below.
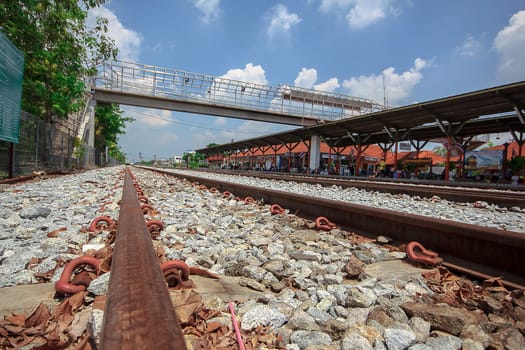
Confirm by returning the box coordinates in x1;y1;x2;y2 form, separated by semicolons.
100;169;187;349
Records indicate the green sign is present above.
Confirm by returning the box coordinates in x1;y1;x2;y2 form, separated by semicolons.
0;31;25;143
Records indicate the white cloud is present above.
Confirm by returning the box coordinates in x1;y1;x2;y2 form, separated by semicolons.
293;67;340;92
190;120;289;146
456;34;481;57
88;7;142;62
494;10;525;81
157;132;180;145
319;0;353;12
319;0;397;29
267;4;302;38
346;0;387;29
191;130;216;147
220;63;268;85
342;57;429;106
218;120;288;141
192;0;221;23
294;68;318;88
124;107;174;128
215;117;226;126
314;77;340;92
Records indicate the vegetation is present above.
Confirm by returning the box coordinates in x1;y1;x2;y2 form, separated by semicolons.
509;156;525;174
95;104;133;163
136;160;155;166
72;137;86;161
182;152;206;168
0;0;117;122
1;1;133;165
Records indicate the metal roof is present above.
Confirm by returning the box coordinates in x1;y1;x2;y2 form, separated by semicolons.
198;80;525;155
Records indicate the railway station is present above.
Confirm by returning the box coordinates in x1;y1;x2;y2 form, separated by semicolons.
2;6;525;349
197;81;525;183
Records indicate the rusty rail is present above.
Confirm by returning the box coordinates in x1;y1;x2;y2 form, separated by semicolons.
100;168;187;349
145;167;525;288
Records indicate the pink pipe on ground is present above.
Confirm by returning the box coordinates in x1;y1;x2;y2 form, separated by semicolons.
228;302;246;350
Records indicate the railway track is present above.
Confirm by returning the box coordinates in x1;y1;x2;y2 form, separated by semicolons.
145;166;525;289
196;169;525;208
0;170;72;186
2;165;525;349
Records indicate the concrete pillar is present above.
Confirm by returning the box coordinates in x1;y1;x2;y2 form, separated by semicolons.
309;135;321;171
445;136;452;181
80;99;97;168
87;100;96;148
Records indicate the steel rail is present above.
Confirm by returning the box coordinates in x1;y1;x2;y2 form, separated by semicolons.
100;168;187;349
0;170;70;185
197;169;525;208
144;167;525;289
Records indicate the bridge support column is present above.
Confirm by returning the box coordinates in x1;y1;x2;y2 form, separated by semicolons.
309;135;321;172
87;100;96;148
84;99;97;167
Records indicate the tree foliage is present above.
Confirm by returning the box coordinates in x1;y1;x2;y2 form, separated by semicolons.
95;104;133;161
0;0;117;121
95;104;130;145
107;142;126;163
182;152;205;168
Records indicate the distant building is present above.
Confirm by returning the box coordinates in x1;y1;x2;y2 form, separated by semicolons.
173;155;184;165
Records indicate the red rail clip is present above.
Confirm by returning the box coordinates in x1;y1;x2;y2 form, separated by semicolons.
315;216;336;231
88;216;115;232
55;256;100;295
161;260;195;289
244;196;256;204
406;241;443;266
270;204;285;215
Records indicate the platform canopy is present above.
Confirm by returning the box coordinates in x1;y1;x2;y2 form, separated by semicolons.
198;80;525;155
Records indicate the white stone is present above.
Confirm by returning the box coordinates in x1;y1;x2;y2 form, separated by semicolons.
240;304;287;331
88;309;104;347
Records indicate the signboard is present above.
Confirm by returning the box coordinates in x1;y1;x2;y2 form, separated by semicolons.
399;142;411;151
0;32;25;143
465;150;503;169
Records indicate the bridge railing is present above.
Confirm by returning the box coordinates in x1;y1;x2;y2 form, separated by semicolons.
95;61;384;121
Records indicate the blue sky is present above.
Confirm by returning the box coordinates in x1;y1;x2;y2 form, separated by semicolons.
88;1;525;162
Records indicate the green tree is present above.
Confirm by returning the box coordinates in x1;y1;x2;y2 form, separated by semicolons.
182;152;205;168
95;104;133;161
106;141;126;163
207;143;219;148
0;0;117;121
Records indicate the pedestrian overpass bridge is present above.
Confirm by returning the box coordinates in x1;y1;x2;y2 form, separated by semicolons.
92;60;384;126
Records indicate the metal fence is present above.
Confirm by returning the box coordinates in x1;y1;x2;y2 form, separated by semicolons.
0;111;116;179
0;31;25;144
